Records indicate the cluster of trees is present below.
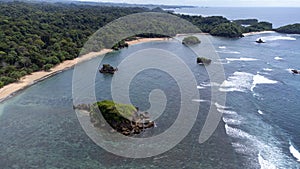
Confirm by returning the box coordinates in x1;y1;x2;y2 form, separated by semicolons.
182;36;201;45
0;2;148;87
177;14;273;37
232;19;273;33
177;14;230;33
233;19;258;26
111;40;129;50
276;24;300;34
242;21;273;33
210;22;244;38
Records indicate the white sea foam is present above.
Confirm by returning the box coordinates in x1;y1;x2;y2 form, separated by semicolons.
224;114;297;168
220;72;277;93
226;57;258;61
225;124;254;140
274;56;284;60
225;123;295;168
215;102;229;109
197;85;205;89
200;82;221;87
259;72;270;76
217;109;238;115
219;46;227;49
214;59;229;65
222;117;242;125
213;61;230;65
259;36;296;42
192;99;209;103
217;50;241;54
251;74;278;91
232;142;248;154
263;68;273;72
287;34;300;37
258;153;277;169
220;72;253;92
289;141;300;162
225;121;298;168
232;142;256;154
258;110;264;115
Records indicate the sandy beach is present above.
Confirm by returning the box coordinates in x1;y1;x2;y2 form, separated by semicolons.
242;30;276;36
0;38;167;102
126;37;169;45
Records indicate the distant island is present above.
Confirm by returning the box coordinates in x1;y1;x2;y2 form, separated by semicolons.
74;100;155;136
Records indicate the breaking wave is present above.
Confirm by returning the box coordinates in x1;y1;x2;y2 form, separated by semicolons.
219;72;278;93
251;74;278;92
226;57;258;61
259;36;296;42
217;50;241;54
197;85;205;89
289;141;300;162
274;56;284;60
258;153;277;169
191;99;209;103
263;68;273;72
258;110;264;115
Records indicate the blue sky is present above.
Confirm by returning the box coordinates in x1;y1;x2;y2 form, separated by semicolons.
78;0;300;7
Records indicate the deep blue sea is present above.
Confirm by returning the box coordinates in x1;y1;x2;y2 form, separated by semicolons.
1;8;300;169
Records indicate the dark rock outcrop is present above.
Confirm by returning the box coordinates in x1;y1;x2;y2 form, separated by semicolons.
197;57;212;65
74;100;155;136
256;38;265;43
99;64;118;74
291;69;300;74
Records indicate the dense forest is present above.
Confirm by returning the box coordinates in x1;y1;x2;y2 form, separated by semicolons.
0;2;149;88
276;23;300;34
0;1;275;88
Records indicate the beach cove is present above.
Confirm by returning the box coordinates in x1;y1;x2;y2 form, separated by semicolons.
0;38;167;102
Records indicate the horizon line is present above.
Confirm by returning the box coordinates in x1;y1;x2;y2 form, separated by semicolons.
75;0;300;8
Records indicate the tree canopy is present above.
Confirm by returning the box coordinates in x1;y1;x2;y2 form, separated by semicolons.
0;2;147;87
276;24;300;34
210;23;244;38
182;36;201;45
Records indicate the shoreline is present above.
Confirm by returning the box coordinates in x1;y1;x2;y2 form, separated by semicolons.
242;30;276;36
0;38;167;103
0;30;276;103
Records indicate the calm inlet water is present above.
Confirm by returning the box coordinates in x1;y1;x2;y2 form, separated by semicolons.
0;40;237;168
